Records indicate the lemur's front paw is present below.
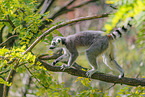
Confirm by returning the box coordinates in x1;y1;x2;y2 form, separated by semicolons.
86;69;97;78
61;65;70;71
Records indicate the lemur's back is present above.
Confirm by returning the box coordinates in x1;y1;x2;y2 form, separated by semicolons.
65;31;109;47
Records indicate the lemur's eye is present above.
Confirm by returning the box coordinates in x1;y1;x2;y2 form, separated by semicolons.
52;42;56;45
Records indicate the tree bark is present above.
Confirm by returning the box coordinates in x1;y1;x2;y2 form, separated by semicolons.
38;59;145;86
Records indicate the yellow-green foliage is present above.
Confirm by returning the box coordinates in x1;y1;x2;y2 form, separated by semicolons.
0;46;35;85
0;46;35;65
117;86;145;96
0;0;51;45
105;0;145;33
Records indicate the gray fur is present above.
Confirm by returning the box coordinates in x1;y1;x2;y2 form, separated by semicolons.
49;31;125;78
49;17;133;78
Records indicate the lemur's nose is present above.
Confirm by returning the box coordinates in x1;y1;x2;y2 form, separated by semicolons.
49;45;55;49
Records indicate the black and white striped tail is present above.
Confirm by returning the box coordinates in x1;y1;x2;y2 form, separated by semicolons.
109;17;133;40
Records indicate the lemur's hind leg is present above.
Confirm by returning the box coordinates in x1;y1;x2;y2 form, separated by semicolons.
86;50;98;78
103;42;125;78
85;40;108;78
111;59;125;78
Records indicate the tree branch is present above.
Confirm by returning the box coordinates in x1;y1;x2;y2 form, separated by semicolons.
7;15;16;29
0;25;5;44
24;13;109;54
39;0;97;30
38;48;63;60
38;59;145;86
40;0;55;14
50;0;97;20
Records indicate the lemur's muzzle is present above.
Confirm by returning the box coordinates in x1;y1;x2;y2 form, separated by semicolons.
49;45;56;49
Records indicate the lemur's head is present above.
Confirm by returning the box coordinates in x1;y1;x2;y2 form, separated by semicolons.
49;36;66;49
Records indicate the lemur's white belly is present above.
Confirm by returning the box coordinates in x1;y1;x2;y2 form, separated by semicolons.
77;46;89;53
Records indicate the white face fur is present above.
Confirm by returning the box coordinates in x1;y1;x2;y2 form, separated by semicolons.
49;37;63;49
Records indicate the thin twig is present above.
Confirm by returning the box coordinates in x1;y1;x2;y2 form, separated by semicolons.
106;83;116;90
0;35;18;46
0;20;9;22
0;70;10;75
136;72;141;78
7;15;16;29
24;65;48;89
24;65;60;92
109;5;117;9
3;59;19;97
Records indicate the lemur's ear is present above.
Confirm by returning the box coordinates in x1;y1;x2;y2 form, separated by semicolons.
61;37;66;45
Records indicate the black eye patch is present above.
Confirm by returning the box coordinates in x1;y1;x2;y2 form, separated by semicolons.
57;39;61;43
52;42;56;45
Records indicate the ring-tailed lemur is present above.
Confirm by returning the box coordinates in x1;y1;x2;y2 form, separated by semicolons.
49;17;133;78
